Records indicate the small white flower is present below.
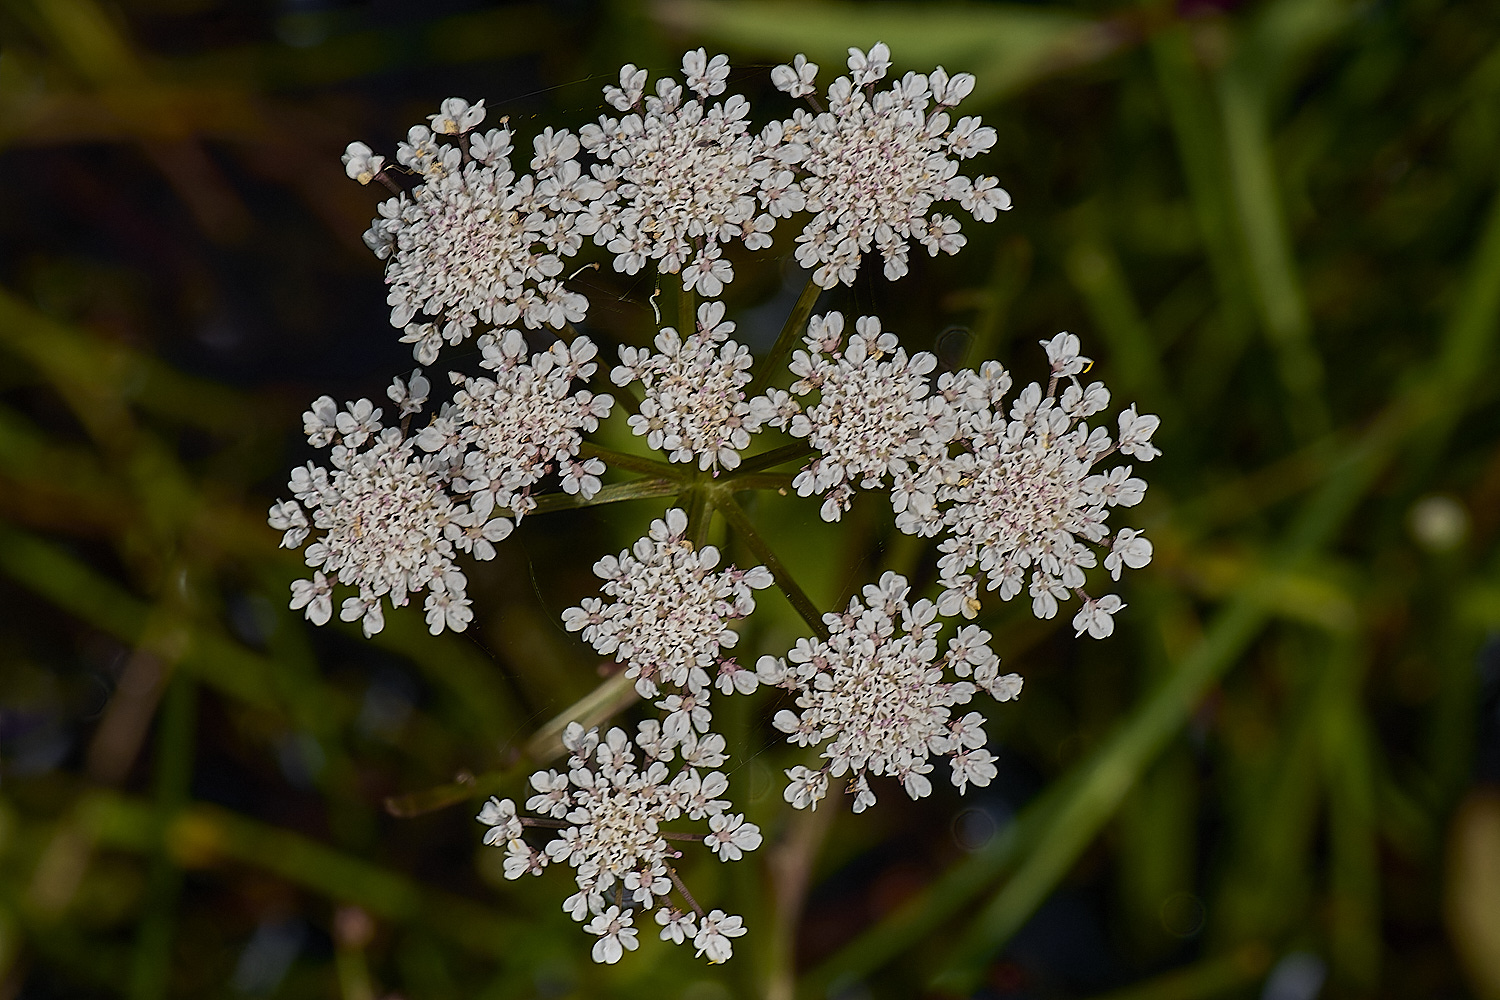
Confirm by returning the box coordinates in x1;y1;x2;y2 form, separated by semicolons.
770;54;819;98
656;908;698;944
693;910;745;964
1117;404;1162;461
1072;594;1125;639
476;796;523;844
341;141;385;185
1105;528;1154;581
706;812;762;861
584;906;639;964
387;369;430;417
288;571;332;626
428;96;486;134
783;765;830;810
268;500;309;549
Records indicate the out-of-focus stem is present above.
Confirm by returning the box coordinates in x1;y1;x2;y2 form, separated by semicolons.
522;671;640;761
765;801;838;1000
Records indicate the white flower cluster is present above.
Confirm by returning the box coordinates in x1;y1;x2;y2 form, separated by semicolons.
762;311;953;521
775;319;1159;633
767;43;1012;287
353;44;1006;330
350;98;599;363
757;572;1022;812
481;722;759;964
268;395;479;637
285;41;1161;973
581;50;783;295
899;333;1160;637
425;332;613;525
563;508;770;737
611;301;773;472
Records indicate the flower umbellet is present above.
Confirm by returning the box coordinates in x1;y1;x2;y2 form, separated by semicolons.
275;47;1160;967
580;49;782;296
757;572;1022;812
352;98;598;363
610;301;772;472
562;506;770;741
766;43;1012;287
478;722;760;964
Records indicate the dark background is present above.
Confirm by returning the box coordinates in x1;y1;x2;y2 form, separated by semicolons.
2;0;1500;998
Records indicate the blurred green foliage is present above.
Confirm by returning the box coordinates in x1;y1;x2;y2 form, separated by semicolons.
3;0;1500;998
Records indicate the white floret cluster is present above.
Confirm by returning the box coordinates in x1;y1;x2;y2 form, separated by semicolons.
352;98;598;363
761;311;954;521
481;722;759;964
757;572;1023;812
580;50;786;296
611;301;772;471
900;333;1161;637
427;332;614;524
766;43;1012;287
563;508;771;735
349;44;1008;321
268;393;478;637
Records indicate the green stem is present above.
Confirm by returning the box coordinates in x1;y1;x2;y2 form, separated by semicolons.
577;443;687;480
684;472;712;549
517;478;682;519
679;282;696;335
724;472;797;493
713;494;828;640
747;277;823;397
734;442;814;475
128;674;194;1000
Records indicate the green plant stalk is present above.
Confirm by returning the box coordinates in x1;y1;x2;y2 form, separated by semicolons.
713;493;829;640
1079;943;1271;1000
1147;26;1255;409
679;282;696;335
683;472;712;548
734;442;814;475
0;524;275;708
1319;639;1380;989
127;673;194;1000
1063;229;1170;407
1214;60;1328;440
747;276;823;397
523;476;683;516
577;443;687;480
